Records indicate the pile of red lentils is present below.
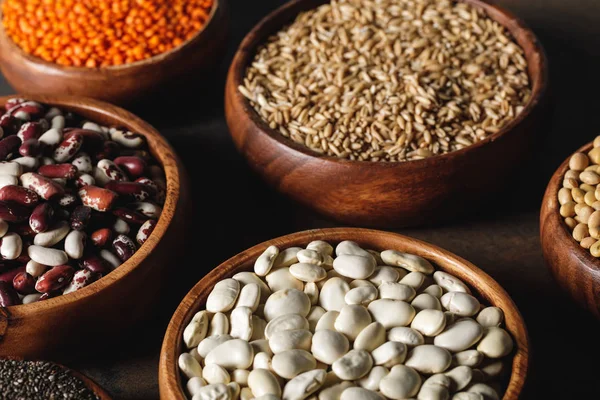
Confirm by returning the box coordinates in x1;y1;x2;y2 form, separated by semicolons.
1;0;214;67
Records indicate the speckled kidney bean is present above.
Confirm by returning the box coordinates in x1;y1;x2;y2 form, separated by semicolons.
35;264;75;293
69;205;92;231
91;228;112;248
0;185;39;207
112;234;136;262
78;185;118;212
0;136;22;161
112;207;147;225
113;156;146;179
29;203;55;233
136;219;156;245
38;163;78;179
104;181;155;201
0;99;163;305
12;271;36;294
53;134;83;163
17;122;42;141
20;172;64;200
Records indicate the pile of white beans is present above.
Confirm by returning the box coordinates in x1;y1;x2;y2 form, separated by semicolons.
178;240;514;400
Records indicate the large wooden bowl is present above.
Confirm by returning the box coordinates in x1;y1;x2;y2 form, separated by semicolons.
0;95;190;359
159;228;529;399
0;0;227;106
225;0;548;228
540;141;600;318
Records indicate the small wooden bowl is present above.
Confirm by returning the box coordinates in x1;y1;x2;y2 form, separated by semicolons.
0;94;190;359
225;0;548;228
159;228;529;399
0;0;227;106
540;141;600;317
1;357;112;399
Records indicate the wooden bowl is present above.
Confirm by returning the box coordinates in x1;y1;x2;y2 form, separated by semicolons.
1;357;112;399
159;228;529;399
0;94;190;359
540;141;600;317
0;0;228;106
225;0;548;228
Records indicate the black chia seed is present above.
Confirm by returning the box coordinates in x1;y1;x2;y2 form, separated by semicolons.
0;359;100;400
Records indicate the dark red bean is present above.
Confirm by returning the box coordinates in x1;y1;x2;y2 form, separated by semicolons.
113;156;147;179
0;281;19;306
112;234;136;262
37;163;78;179
112;207;147;225
20;172;64;200
0;185;39;207
70;205;92;231
78;186;118;212
10;102;44;119
5;98;26;111
91;228;112;248
0;200;31;222
0;265;26;283
35;264;75;293
12;271;36;294
93;140;119;160
12;222;36;238
80;253;112;274
104;181;155;201
19;139;42;157
29;202;55;233
0;136;22;161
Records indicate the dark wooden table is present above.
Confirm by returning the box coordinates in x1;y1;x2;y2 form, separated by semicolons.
2;0;599;398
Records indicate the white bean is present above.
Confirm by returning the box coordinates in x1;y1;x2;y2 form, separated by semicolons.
353;322;386;352
476;327;513;359
265;314;309;339
315;311;339;331
266;267;304;292
476;307;504;328
248;368;282;397
198;335;233;358
379;365;421;400
272;349;317;379
356;366;388;391
433;271;470;294
256;246;279;276
290;263;327;282
340;387;384;400
380;250;434;274
434;319;483;353
205;339;254;370
405;345;452;374
344;286;378;305
441;292;480;316
411;293;442;312
331;350;373;380
282;369;326;400
319;278;350;312
367;266;400;285
311;329;349;365
203;364;231;384
371;341;407;368
209;313;230;337
264;289;311;321
378;282;416;302
230;307;253;341
179;353;203;379
274;247;302;269
64;230;86;259
333;254;376;280
306;240;333;256
190;383;230;400
206;279;240;313
368;299;415;329
235;283;261;311
411;309;446;337
269;329;313;354
334;304;371;341
1;232;22;260
183;310;209;348
28;245;67;266
387;327;425;347
233;272;272;303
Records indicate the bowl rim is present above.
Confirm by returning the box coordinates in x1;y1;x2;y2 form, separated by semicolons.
0;0;222;71
0;94;181;318
228;0;548;168
159;227;529;400
543;140;600;272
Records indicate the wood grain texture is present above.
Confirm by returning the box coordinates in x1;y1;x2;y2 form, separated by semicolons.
0;0;228;106
540;141;600;318
158;228;529;400
225;0;548;228
0;94;191;359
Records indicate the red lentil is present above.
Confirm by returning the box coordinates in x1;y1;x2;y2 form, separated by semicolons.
2;0;214;67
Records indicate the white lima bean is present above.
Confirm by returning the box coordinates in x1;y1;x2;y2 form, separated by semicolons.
178;240;515;400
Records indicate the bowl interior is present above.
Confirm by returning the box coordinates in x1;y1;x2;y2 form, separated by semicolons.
229;0;547;166
1;95;180;315
162;228;528;400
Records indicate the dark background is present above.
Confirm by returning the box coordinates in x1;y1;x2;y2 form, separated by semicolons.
3;0;599;398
